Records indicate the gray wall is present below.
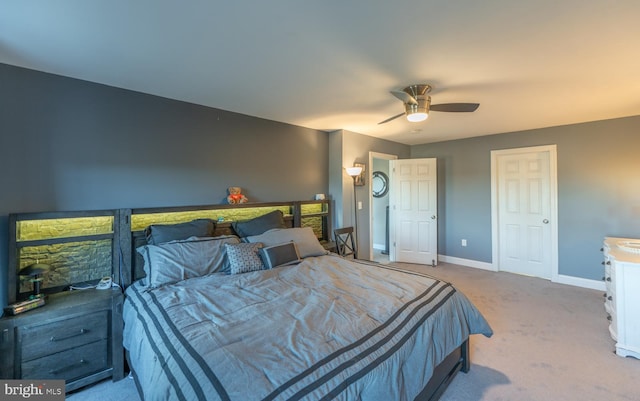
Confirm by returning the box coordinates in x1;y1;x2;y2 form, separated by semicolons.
336;130;411;257
3;62;639;305
0;64;329;308
411;116;640;280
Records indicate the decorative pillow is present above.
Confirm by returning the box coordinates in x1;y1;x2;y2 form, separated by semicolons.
145;219;216;245
225;242;265;274
137;235;239;288
246;227;327;259
259;242;301;269
231;210;286;238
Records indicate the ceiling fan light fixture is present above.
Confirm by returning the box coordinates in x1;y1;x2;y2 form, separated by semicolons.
406;111;428;122
405;97;430;122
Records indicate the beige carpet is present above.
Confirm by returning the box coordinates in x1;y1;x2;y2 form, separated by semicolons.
398;262;640;401
68;262;640;401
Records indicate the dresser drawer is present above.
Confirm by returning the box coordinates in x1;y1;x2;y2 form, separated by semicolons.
20;311;108;361
21;340;108;381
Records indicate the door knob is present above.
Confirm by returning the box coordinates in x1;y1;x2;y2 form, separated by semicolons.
542;219;549;224
431;215;436;220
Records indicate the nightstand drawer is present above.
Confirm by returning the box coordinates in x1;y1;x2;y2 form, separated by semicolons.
21;310;108;361
21;340;108;381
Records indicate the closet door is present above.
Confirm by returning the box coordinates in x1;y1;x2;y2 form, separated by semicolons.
493;146;557;279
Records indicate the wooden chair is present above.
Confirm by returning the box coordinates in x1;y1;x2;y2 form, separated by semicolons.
334;227;357;259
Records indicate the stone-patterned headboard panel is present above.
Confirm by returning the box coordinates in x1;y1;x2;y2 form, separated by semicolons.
8;209;120;304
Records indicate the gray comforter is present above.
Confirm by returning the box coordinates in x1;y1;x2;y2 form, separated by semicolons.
123;255;492;401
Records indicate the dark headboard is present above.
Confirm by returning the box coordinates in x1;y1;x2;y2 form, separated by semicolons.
7;209;120;304
7;200;332;303
119;200;332;287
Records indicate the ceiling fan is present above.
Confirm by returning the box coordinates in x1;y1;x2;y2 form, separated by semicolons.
378;84;479;124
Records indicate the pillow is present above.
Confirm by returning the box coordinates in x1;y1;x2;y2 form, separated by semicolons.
246;227;327;259
137;235;239;287
225;242;265;274
145;219;216;245
231;210;286;238
259;242;301;269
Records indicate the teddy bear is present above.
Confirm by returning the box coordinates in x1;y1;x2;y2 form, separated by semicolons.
227;187;248;204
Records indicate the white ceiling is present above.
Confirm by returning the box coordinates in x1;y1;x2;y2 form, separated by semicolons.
2;1;640;145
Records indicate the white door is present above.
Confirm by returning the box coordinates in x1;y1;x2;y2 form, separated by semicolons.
493;146;557;279
390;158;438;265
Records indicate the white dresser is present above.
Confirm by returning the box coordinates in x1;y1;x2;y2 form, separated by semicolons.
603;237;640;359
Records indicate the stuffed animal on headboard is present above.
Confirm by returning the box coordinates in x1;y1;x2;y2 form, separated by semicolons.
227;187;248;204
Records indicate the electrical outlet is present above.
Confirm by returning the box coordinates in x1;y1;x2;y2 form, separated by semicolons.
461;239;467;247
357;201;363;210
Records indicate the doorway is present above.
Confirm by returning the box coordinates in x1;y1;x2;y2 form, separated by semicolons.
368;152;397;263
491;145;558;280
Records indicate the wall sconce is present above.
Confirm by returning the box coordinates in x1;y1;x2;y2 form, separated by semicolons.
345;166;362;179
348;163;366;186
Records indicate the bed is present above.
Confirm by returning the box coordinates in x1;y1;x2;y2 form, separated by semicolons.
121;203;492;401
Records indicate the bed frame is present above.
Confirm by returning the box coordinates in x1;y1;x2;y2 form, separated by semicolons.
121;200;471;401
7;199;470;400
417;339;469;401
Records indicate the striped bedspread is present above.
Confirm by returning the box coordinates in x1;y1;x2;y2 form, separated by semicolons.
123;255;492;401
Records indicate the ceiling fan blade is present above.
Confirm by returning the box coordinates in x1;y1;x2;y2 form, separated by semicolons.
378;112;405;125
430;103;479;112
390;90;417;105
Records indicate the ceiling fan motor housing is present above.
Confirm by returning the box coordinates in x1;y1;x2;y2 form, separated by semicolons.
405;96;430;121
403;84;432;98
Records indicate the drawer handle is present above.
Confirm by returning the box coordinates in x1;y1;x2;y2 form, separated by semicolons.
49;359;86;375
608;296;613;301
50;329;89;342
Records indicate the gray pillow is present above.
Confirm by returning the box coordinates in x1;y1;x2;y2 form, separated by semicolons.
231;210;286;238
259;242;301;269
225;242;265;274
137;235;239;287
145;219;216;245
246;227;327;259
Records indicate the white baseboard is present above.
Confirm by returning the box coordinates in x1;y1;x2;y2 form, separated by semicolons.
438;254;606;291
437;255;496;271
373;243;385;251
555;274;605;291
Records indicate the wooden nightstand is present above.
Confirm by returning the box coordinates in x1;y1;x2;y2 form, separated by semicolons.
0;288;124;392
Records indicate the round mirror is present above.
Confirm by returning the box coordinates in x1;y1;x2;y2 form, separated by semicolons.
372;171;389;198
